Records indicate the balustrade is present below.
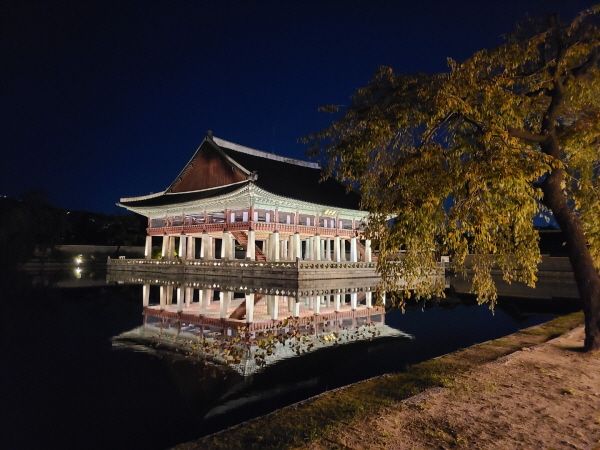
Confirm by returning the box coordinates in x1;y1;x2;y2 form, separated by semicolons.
147;221;357;237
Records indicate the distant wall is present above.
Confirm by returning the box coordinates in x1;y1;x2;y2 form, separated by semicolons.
54;245;145;258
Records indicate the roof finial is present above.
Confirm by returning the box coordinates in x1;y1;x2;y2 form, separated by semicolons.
207;130;213;139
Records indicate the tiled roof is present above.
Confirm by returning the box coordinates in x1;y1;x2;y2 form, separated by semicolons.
119;181;250;207
119;135;362;211
218;139;362;210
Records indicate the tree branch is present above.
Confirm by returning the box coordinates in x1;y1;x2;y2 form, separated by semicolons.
571;47;600;79
507;127;547;143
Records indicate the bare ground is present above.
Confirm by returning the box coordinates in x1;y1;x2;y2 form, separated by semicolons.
304;325;600;450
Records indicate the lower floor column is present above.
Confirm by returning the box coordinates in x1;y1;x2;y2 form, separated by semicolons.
186;236;195;259
142;284;150;306
179;235;187;260
304;238;311;260
176;287;184;312
350;237;358;262
271;231;280;261
314;234;321;261
350;292;358;310
201;232;213;259
365;291;373;308
334;293;341;312
144;236;152;260
246;229;256;260
161;236;169;260
333;236;341;262
293;233;302;260
221;231;230;260
159;285;167;310
220;291;232;319
168;236;176;260
185;287;193;307
245;293;255;323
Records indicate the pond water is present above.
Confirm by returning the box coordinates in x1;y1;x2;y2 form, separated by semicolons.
2;268;581;450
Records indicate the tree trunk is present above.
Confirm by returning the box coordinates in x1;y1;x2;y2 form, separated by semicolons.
542;163;600;351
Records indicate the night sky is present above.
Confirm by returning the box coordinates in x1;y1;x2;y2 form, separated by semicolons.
3;0;596;214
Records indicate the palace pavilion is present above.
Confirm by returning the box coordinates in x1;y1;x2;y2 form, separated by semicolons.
118;132;372;263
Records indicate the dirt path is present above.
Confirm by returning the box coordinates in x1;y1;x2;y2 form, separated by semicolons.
305;325;600;450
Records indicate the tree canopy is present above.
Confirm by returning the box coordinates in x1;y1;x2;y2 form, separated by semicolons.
304;6;600;349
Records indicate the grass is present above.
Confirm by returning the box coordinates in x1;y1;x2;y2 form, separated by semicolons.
173;311;584;450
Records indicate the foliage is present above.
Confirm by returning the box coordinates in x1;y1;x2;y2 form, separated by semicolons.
0;194;147;267
0;192;69;266
304;6;600;311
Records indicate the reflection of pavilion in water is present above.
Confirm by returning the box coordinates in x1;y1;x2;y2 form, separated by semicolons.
110;272;408;377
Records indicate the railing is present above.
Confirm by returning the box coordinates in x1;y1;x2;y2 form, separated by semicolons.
298;261;377;270
108;258;183;265
186;259;298;270
108;258;378;271
147;221;358;237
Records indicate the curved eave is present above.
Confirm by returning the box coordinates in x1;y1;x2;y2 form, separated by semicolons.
250;184;367;218
117;182;367;219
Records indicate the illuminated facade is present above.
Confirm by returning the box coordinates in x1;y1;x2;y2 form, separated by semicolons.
118;132;372;262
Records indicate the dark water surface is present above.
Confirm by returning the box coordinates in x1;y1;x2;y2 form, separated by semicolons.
2;269;581;450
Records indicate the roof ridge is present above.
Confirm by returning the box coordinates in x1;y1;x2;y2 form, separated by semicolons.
213;136;320;169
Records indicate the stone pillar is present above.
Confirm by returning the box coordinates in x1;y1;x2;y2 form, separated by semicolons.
161;236;168;259
350;237;358;262
270;296;279;320
325;238;331;261
314;234;321;261
365;291;373;308
304;238;311;260
365;239;372;262
247;229;256;260
142;284;150;306
179;236;187;260
230;234;236;260
170;236;177;260
159;285;166;310
264;237;270;260
282;239;288;260
186;236;195;259
145;236;152;260
314;295;321;315
221;231;231;260
220;291;232;319
176;287;184;312
288;235;294;261
198;289;205;315
272;231;280;261
334;293;341;312
185;287;192;308
246;293;255;323
292;298;300;317
350;292;358;310
341;240;347;261
293;233;302;260
334;236;341;262
201;232;212;259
